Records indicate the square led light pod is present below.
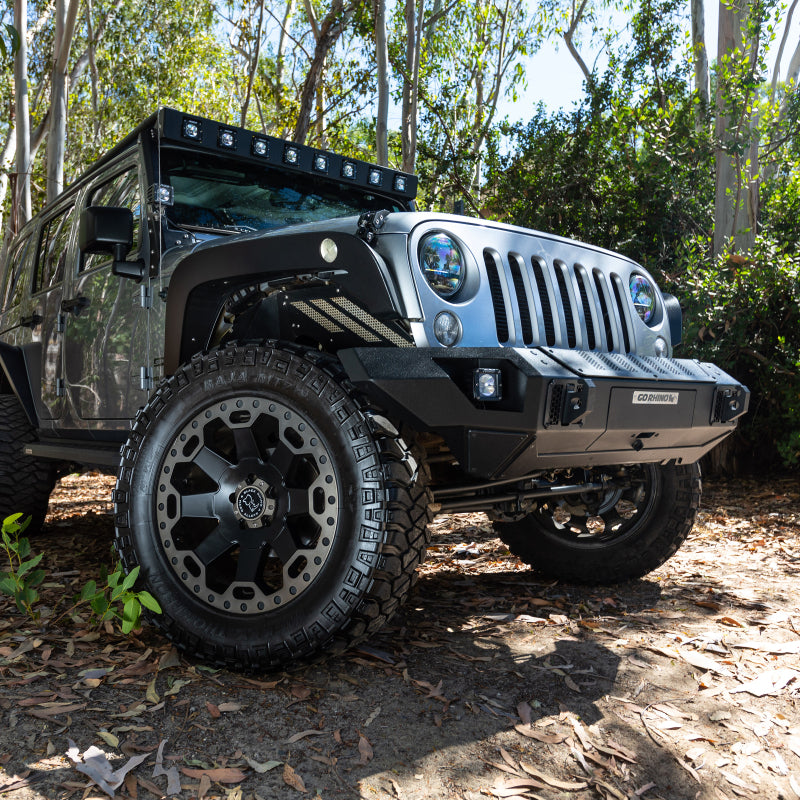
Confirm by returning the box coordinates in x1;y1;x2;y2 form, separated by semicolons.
251;137;269;157
313;154;329;173
182;118;202;140
368;168;382;186
283;145;299;164
393;175;407;192
473;368;502;401
218;128;237;149
341;161;357;179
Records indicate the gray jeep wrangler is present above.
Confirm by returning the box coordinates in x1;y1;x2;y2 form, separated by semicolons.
0;108;748;669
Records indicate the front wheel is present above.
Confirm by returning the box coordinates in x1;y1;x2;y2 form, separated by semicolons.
493;463;701;583
114;343;432;670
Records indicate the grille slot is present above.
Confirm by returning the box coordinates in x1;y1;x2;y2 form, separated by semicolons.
509;254;534;345
531;258;556;346
554;262;577;348
593;270;615;352
574;265;596;350
610;275;632;353
483;249;509;343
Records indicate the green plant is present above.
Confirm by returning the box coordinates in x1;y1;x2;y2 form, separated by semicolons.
75;563;162;634
0;513;45;618
0;513;161;632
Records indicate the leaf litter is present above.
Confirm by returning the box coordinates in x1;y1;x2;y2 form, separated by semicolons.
0;473;797;798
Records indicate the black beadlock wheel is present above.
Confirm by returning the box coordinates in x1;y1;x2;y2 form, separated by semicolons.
494;463;701;584
0;395;57;533
113;343;432;671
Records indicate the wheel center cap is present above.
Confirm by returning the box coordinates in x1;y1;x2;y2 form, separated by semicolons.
233;478;276;528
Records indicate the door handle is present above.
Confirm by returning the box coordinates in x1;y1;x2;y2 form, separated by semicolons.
60;296;90;316
19;313;42;328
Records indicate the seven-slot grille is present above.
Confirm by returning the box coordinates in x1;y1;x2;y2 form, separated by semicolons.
482;248;637;353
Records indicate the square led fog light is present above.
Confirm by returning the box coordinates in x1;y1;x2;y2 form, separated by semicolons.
473;368;502;401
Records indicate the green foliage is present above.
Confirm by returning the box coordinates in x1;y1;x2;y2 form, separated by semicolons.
673;235;800;468
0;514;45;617
75;564;162;635
0;514;161;633
0;22;20;61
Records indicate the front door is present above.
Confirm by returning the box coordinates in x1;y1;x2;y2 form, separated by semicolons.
63;164;150;421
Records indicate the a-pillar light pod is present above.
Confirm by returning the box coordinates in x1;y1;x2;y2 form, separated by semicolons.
473;368;502;401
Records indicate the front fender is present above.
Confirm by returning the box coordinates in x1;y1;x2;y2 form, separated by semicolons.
163;229;409;373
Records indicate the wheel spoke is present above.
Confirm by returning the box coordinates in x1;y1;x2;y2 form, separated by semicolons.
193;446;233;483
232;426;261;462
268;441;295;475
180;491;217;519
194;528;234;566
268;527;298;563
285;488;310;515
235;543;265;583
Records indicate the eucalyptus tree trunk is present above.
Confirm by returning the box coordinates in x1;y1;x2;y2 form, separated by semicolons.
46;0;81;203
400;0;423;173
0;129;16;235
375;0;389;165
13;0;31;229
713;0;759;255
293;0;353;145
690;0;709;129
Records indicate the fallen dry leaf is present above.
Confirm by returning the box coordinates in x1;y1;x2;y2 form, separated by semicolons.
678;649;733;677
358;733;374;766
513;724;564;744
66;740;151;797
285;729;327;744
731;668;800;696
180;767;246;783
282;762;307;793
520;762;588;790
244;755;282;773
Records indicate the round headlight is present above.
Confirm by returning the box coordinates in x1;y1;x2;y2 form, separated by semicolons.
420;233;465;297
629;274;657;324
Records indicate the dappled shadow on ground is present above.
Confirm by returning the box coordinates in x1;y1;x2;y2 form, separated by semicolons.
0;473;798;799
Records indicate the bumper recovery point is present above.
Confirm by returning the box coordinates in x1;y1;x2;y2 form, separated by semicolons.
339;346;749;480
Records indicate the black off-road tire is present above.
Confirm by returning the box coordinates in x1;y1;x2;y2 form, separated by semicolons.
0;395;57;533
113;342;432;671
494;463;701;584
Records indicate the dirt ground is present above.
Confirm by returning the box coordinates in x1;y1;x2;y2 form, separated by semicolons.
0;472;798;800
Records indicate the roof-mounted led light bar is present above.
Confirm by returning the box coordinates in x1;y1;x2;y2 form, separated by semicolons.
160;108;417;201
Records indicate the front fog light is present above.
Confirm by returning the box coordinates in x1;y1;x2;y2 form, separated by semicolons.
474;368;502;401
433;311;462;347
654;337;668;357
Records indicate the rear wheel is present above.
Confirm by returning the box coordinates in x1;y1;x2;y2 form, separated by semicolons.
493;463;701;583
0;395;56;533
114;343;432;670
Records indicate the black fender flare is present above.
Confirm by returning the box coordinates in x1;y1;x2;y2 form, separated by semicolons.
0;342;38;426
163;229;406;374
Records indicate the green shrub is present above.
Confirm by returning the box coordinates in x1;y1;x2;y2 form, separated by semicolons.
673;235;800;469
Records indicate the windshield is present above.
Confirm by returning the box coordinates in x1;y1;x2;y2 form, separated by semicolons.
160;147;406;233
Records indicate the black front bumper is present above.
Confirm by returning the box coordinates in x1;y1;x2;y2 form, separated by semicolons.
339;347;749;480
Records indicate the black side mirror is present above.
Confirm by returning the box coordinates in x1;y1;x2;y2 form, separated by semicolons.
79;206;146;281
